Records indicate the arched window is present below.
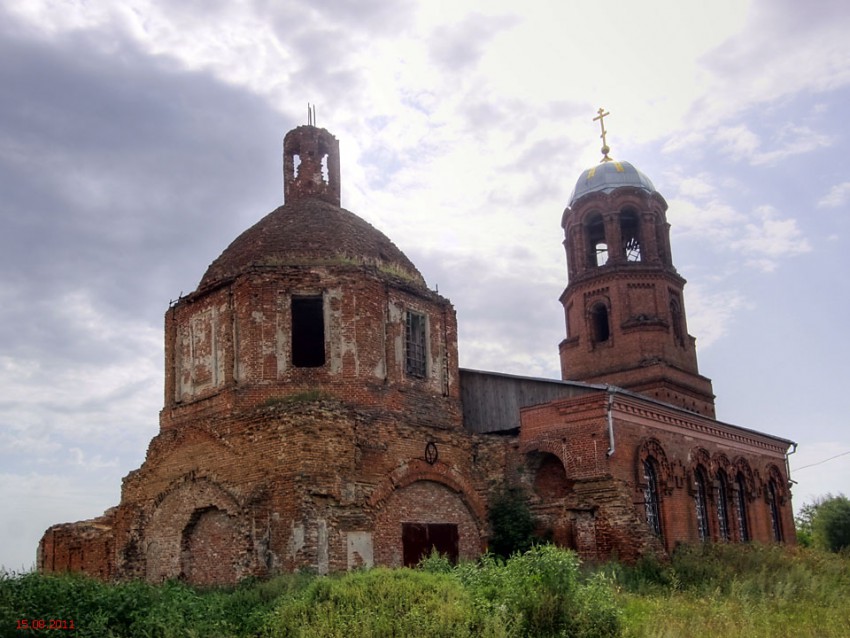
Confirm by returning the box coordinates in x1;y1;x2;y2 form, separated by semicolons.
670;296;684;347
694;467;710;542
587;214;608;267
768;481;783;542
620;210;642;262
715;471;731;541
735;473;750;542
590;303;610;343
643;459;662;537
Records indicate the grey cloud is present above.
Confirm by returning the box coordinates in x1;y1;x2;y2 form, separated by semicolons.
429;13;519;74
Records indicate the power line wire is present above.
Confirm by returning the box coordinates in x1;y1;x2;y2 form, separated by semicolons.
793;450;850;471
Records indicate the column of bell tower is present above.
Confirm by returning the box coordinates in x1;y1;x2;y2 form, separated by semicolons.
558;154;716;417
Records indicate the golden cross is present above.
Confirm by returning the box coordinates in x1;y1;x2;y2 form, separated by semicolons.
593;107;612;162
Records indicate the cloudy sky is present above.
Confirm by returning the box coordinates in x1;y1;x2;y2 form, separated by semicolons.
2;0;849;571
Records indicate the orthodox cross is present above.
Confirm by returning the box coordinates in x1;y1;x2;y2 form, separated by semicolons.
593;107;612;162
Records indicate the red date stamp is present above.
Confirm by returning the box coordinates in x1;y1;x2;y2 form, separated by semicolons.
16;619;75;631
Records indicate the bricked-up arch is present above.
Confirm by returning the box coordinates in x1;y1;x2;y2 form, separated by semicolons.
144;477;247;583
371;479;483;568
530;452;573;500
180;506;243;585
368;459;486;523
589;301;611;344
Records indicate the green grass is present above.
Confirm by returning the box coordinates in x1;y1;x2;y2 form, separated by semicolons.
609;543;850;638
3;544;849;638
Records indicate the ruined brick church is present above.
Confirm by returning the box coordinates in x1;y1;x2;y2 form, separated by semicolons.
39;120;796;584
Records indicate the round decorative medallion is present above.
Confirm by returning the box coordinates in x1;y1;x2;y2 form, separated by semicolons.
424;441;438;465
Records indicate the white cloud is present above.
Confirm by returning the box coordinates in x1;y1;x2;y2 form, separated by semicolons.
683;284;748;350
714;123;830;167
818;181;850;208
730;205;811;270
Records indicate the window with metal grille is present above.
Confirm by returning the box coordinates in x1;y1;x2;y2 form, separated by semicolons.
768;481;783;542
716;471;731;541
405;311;427;378
643;459;662;537
735;473;750;542
694;467;710;542
292;296;325;367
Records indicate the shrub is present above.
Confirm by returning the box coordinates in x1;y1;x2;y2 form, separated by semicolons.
811;494;850;553
488;485;535;558
260;568;491;638
457;545;620;638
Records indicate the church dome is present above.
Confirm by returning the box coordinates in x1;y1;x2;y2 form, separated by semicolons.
569;160;656;206
198;124;426;291
199;198;425;290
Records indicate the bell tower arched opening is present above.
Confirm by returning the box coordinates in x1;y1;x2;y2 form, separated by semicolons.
559;123;716;417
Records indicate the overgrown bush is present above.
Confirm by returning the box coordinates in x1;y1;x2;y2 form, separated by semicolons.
260;567;498;638
811;494;850;552
261;546;620;638
1;569;308;638
487;485;535;558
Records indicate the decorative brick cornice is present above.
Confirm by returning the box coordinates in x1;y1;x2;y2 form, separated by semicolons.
613;394;790;456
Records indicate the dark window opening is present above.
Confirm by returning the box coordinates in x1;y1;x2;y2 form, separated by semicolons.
405;311;427;378
292;296;325;367
402;522;458;567
587;215;608;266
735;473;750;542
591;303;610;343
694;467;710;542
768;481;783;542
620;211;642;262
716;472;731;541
643;459;662;537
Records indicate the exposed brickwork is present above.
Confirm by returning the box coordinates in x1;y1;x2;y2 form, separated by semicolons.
38;126;794;584
519;391;794;561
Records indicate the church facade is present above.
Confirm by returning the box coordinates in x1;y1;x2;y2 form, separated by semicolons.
39;123;795;584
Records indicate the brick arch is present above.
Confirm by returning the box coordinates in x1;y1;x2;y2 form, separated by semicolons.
180;505;244;586
765;464;789;504
687;447;712;489
368;459;486;524
526;451;573;501
524;440;583;482
142;425;240;478
144;476;245;583
732;457;757;499
711;452;733;478
636;437;673;495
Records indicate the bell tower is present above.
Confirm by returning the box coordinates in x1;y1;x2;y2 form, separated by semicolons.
559;110;715;417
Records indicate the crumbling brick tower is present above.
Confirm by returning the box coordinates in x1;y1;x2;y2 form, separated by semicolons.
39;124;495;584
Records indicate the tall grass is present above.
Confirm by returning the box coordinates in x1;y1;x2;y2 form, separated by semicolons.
3;544;849;638
261;545;620;638
609;543;850;638
1;569;309;638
